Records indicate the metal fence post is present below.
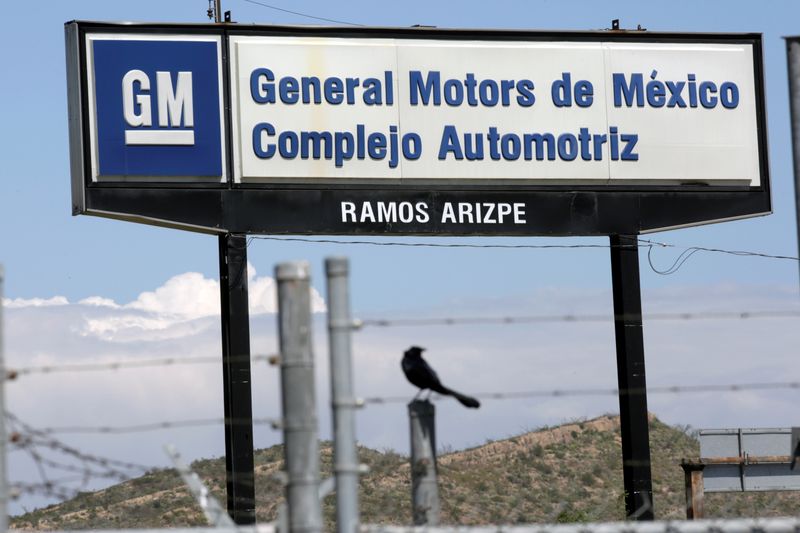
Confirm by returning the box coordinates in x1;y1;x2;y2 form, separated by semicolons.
681;461;705;520
275;262;323;533
325;257;360;533
408;399;439;526
787;38;800;287
0;265;7;533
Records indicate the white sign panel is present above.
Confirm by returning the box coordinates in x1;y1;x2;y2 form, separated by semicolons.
229;36;761;186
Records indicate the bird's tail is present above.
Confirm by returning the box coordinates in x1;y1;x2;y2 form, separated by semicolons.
440;386;480;408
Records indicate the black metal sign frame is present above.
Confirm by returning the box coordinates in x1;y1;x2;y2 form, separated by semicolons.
67;21;771;237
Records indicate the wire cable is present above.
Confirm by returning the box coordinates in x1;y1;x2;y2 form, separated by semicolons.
646;245;702;275
249;236;798;266
249;235;623;250
640;238;799;275
242;0;363;26
362;380;800;404
640;238;800;262
359;309;800;328
30;417;279;435
7;354;271;378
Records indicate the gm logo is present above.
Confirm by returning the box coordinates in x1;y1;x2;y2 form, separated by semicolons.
90;38;223;179
122;70;195;146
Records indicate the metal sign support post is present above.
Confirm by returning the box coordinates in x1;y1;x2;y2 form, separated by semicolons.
786;38;800;287
218;234;256;524
609;235;654;520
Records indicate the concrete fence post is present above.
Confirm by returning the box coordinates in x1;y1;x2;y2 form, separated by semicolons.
275;262;323;533
325;257;360;533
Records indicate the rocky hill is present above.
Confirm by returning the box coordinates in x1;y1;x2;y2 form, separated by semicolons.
12;414;800;529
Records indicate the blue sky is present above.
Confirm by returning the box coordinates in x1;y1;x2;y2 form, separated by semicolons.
1;0;799;307
3;0;800;516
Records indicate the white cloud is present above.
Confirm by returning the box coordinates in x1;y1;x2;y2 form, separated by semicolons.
121;264;325;319
26;265;329;342
249;271;278;314
2;296;69;308
80;314;217;342
125;271;220;319
78;296;120;308
7;264;324;327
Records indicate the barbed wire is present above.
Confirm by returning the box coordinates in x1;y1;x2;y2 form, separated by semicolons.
363;380;800;404
7;414;268;500
27;417;279;435
11;481;82;502
7;390;798;524
2;309;796;383
6;379;799;438
4;354;273;381
6;412;272;501
359;309;800;328
2;379;793;442
8;413;155;471
13;450;135;481
7;413;160;502
7;408;796;522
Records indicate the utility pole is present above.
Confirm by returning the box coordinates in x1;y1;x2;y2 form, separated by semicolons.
214;0;222;22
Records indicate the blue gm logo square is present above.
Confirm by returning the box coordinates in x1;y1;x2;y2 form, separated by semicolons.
92;39;223;178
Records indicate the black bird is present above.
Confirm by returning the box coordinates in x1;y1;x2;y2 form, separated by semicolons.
401;346;480;408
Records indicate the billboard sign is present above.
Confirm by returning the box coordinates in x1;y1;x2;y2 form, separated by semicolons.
66;22;770;235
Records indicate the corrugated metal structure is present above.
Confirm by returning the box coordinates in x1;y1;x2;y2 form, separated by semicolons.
700;428;800;492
